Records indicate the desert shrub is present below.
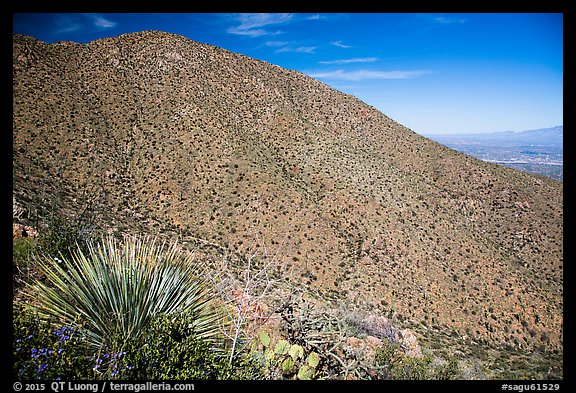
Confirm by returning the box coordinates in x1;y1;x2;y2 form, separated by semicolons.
13;306;262;380
35;214;90;260
25;235;223;351
13;305;96;380
374;341;459;380
13;236;39;283
13;236;38;268
13;209;98;289
121;312;263;380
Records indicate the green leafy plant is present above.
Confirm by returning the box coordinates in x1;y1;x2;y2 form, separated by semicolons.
374;341;460;380
13;236;38;270
121;312;263;380
13;236;40;291
13;305;262;380
254;330;321;379
13;305;96;380
26;235;223;351
35;214;87;260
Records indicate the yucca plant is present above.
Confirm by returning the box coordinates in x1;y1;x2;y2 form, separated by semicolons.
25;235;223;351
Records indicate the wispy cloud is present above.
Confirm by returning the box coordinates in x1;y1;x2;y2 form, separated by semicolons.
264;40;316;54
278;46;316;54
54;14;116;35
331;40;352;48
411;13;467;29
55;15;81;34
431;15;467;25
306;69;431;81
319;57;378;65
58;22;82;34
227;13;294;37
263;40;290;47
92;15;116;29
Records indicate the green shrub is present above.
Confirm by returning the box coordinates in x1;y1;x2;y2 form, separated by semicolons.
13;305;262;380
13;305;97;380
35;214;92;260
121;312;263;380
13;236;38;270
26;235;223;351
14;211;96;289
374;341;459;380
13;236;40;287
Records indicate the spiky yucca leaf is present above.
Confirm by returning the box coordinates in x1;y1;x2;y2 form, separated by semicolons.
27;235;223;350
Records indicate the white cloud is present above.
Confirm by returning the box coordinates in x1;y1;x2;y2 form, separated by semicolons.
277;46;316;54
263;40;316;54
331;40;352;48
306;69;431;81
56;14;116;35
432;16;466;25
93;15;116;29
55;15;82;34
58;23;81;33
319;57;378;65
227;27;277;37
264;40;291;47
227;13;293;37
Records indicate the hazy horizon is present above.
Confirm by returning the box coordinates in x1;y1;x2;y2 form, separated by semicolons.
420;124;563;136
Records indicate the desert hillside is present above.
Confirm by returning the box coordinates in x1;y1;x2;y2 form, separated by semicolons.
13;31;562;365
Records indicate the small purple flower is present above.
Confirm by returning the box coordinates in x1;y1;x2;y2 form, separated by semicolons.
54;327;73;342
38;363;48;373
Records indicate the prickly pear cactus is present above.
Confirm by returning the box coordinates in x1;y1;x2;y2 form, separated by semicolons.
258;331;271;347
307;352;320;368
289;344;304;361
274;340;290;355
254;331;321;380
297;364;315;380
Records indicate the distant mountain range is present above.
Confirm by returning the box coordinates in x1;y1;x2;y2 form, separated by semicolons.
423;127;563;181
423;126;563;145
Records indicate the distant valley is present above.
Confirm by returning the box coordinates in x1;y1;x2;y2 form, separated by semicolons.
423;126;563;181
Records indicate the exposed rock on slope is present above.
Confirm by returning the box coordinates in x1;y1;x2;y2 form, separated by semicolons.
13;31;563;355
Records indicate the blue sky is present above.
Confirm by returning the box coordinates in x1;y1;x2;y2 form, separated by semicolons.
13;13;563;134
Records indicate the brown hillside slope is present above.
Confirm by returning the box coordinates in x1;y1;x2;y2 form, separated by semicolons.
13;31;562;355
